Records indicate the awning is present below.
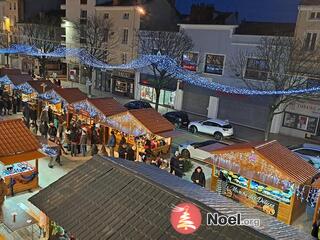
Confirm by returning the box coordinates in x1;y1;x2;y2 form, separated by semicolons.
157;130;182;138
0;151;45;165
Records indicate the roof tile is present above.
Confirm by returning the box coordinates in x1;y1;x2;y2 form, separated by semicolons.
88;98;127;117
54;88;87;104
0;68;21;76
27;80;57;94
0;119;40;156
7;74;33;86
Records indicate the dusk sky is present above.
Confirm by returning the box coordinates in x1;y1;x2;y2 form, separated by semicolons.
176;0;300;23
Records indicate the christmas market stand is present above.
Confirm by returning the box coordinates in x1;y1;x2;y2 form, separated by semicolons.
206;140;319;225
39;87;87;120
106;108;175;159
0;119;46;196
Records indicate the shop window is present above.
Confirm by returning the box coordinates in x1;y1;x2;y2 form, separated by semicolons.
250;180;292;204
122;29;128;44
123;13;129;19
283;112;318;133
220;169;248;188
244;58;268;81
140;86;175;107
182;52;198;71
104;13;109;19
204;54;224;75
304;32;317;51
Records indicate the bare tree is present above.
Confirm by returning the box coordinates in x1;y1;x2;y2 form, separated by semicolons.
17;14;61;77
73;15;118;79
139;30;193;111
230;36;320;140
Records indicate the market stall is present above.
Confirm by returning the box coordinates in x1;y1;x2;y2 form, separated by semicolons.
0;119;46;196
0;74;32;96
106;108;175;159
206;140;318;225
39;87;87;123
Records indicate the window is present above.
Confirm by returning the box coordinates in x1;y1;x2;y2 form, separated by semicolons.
122;29;128;44
295;149;320;157
202;121;218;127
104;13;109;19
140;86;175;107
80;10;87;18
121;52;127;64
182;52;199;71
310;12;320;20
283;112;318;133
204;54;224;75
123;13;129;19
244;58;269;81
304;32;317;51
13;2;16;10
9;3;11;10
80;0;87;4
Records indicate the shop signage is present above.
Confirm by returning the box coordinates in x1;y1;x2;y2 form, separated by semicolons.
288;101;320;115
113;70;135;79
225;183;279;217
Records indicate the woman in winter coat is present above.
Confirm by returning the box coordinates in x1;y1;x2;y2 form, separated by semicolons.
191;166;206;187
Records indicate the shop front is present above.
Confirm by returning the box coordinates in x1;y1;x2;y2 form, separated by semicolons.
106;108;175;160
139;73;177;108
280;100;320;139
95;69;112;92
112;70;135;98
207;140;318;224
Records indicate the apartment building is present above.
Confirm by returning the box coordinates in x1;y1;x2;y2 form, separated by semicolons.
278;0;320;139
62;0;179;99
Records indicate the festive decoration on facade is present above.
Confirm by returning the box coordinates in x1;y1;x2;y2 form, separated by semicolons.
14;82;34;94
0;75;12;85
1;44;320;96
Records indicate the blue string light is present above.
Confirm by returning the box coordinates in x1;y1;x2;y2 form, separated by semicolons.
14;82;34;94
0;75;13;85
2;44;320;96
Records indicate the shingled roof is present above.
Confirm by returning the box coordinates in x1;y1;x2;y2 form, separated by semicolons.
29;156;310;240
8;74;33;86
54;88;87;104
88;98;127;117
0;68;21;76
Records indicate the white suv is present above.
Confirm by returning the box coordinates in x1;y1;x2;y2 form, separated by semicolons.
188;119;234;140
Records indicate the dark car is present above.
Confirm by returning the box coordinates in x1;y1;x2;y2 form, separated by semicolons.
124;100;152;110
163;111;190;128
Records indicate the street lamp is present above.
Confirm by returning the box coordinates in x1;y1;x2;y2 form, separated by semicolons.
136;6;146;16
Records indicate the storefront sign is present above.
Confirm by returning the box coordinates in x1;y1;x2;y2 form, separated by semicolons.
287;101;320;115
113;70;135;79
225;183;279;217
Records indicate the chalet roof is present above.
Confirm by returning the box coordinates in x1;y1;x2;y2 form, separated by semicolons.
0;119;40;157
29;156;309;240
54;88;87;104
8;74;33;86
235;21;295;36
213;140;318;185
0;68;21;76
129;108;174;134
27;80;57;94
88;98;127;117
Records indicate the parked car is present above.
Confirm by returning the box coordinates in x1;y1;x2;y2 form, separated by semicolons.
188;119;233;140
178;140;228;160
289;143;320;169
163;111;190;128
124;100;152;110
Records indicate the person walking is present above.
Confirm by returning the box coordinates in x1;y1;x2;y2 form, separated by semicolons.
80;128;88;157
48;106;53;123
16;94;21;112
191;166;206;187
170;152;184;178
64;128;71;152
6;97;12;115
55;139;67;166
40;107;49;123
0;97;4;116
48;122;57;142
12;96;17;114
40;122;48;139
108;131;116;157
170;151;179;174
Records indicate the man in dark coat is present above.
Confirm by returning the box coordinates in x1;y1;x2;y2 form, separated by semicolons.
126;145;135;161
48;122;57;142
0;98;4;116
6;97;12;115
191;166;206;187
12;97;17;114
171;152;184;178
40;122;49;139
48;106;53;123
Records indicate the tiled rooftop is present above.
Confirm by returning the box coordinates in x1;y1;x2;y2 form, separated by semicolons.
0;119;40;157
88;98;127;117
130;108;174;134
0;68;21;76
54;88;87;104
8;74;33;86
27;80;56;94
29;156;279;240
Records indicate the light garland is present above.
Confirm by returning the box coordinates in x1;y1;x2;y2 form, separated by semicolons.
14;82;34;94
71;100;107;121
2;44;320;96
0;75;13;85
41;144;58;157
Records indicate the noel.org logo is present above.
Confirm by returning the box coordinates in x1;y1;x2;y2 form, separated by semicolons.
170;202;202;235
